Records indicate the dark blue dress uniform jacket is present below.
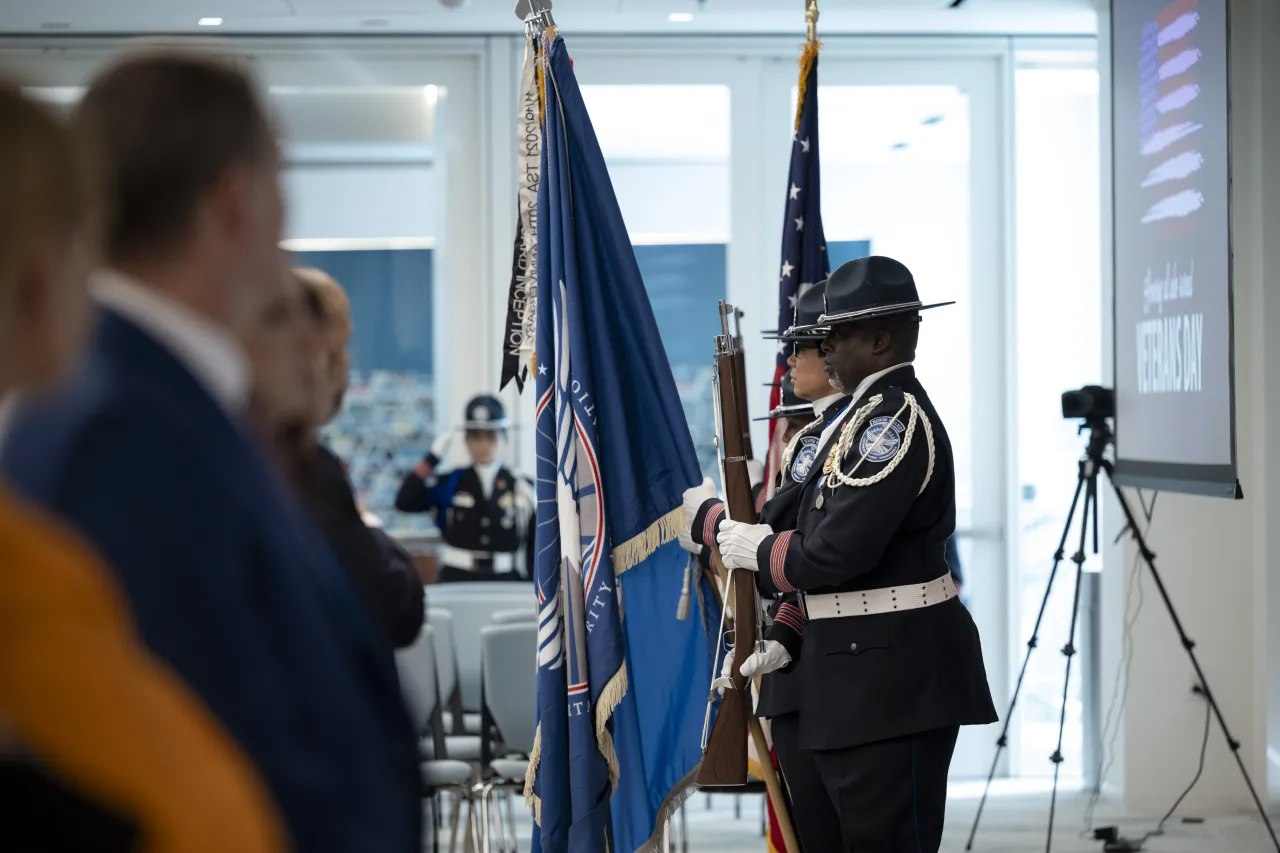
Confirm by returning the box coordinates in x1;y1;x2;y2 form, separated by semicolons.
1;310;421;853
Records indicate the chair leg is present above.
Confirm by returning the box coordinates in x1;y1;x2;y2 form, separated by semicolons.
680;803;689;853
433;794;443;853
759;795;766;837
487;786;503;853
734;795;741;820
479;783;495;853
471;783;483;850
448;791;462;853
504;788;519;853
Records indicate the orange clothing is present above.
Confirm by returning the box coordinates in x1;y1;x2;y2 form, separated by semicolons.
0;485;286;853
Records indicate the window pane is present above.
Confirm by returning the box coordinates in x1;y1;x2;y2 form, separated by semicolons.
583;84;731;480
277;85;443;535
1014;66;1102;778
294;247;437;534
808;83;973;542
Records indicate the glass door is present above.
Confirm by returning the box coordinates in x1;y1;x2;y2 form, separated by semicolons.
777;53;1011;779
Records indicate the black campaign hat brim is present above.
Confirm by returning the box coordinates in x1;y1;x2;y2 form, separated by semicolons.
752;404;812;422
793;300;956;332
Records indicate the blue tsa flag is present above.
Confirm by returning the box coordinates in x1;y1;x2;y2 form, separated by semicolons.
526;33;719;853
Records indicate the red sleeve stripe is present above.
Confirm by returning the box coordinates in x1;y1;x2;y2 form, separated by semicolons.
770;531;797;593
703;502;725;547
773;603;804;635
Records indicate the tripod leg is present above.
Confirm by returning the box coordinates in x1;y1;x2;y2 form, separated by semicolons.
1046;476;1094;853
965;463;1089;851
1103;465;1280;852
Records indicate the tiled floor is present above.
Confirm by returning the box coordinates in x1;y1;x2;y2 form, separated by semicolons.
448;780;1280;853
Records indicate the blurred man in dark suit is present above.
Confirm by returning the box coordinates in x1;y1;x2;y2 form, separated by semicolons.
1;49;419;853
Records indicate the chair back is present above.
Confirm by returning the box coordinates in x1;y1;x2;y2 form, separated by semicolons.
441;591;538;710
425;608;459;706
491;608;536;625
480;623;537;754
426;580;533;599
395;624;437;737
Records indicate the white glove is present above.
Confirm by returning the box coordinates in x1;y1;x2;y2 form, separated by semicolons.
716;520;774;571
714;647;736;697
740;640;792;679
429;429;456;461
682;477;719;522
677;524;700;556
681;477;720;545
746;459;765;490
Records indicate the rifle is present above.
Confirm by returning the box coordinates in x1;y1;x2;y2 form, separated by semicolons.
731;307;754;461
696;301;761;788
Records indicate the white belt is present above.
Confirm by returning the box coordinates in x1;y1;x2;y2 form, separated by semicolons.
440;544;516;572
802;573;957;619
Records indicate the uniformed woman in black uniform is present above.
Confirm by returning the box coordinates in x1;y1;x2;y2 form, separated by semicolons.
395;395;534;583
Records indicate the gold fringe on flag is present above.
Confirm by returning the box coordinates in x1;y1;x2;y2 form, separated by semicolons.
611;505;686;576
524;723;543;824
794;40;821;131
594;662;628;792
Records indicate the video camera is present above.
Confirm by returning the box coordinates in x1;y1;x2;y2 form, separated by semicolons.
1061;385;1114;422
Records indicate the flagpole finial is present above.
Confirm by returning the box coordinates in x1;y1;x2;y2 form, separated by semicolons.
516;0;555;34
805;0;819;43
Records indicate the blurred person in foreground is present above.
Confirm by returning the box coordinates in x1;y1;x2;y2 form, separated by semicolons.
0;82;282;853
247;264;423;648
1;51;419;852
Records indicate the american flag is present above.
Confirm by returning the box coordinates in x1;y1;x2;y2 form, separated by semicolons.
765;46;829;494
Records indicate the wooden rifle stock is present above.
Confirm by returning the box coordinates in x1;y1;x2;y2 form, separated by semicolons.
696;302;761;789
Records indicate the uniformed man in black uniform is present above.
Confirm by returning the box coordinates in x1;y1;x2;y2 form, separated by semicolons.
395;395;534;583
717;256;997;852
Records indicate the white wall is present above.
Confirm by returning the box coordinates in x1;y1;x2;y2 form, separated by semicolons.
1099;0;1280;814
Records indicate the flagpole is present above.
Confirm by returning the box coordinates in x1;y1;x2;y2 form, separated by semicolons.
707;548;802;853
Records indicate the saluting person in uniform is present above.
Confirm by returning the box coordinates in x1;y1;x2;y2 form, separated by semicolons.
395;395;534;583
716;256;997;853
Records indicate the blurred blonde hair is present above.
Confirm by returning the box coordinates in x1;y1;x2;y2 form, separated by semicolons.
0;82;97;334
292;267;351;338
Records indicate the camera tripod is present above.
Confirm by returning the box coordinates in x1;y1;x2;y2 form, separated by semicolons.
965;418;1280;853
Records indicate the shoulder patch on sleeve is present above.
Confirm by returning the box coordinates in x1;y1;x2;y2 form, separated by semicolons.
790;435;822;482
857;416;907;464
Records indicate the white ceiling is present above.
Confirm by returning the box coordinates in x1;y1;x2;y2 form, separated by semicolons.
0;0;1097;36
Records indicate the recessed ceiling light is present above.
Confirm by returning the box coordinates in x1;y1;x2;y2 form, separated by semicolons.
198;17;224;27
40;21;71;30
668;13;695;23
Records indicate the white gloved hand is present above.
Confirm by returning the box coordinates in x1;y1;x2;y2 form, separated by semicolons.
677;524;700;556
681;476;720;546
740;640;792;679
716;520;774;571
746;459;765;490
682;477;719;523
429;429;456;462
714;647;736;696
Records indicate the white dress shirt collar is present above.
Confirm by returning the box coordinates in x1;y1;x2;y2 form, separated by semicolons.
819;362;914;451
475;459;502;500
93;270;250;413
812;392;846;417
846;362;913;408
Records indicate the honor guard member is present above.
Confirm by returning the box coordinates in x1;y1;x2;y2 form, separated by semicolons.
395;395;535;583
679;282;851;853
716;256;998;853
